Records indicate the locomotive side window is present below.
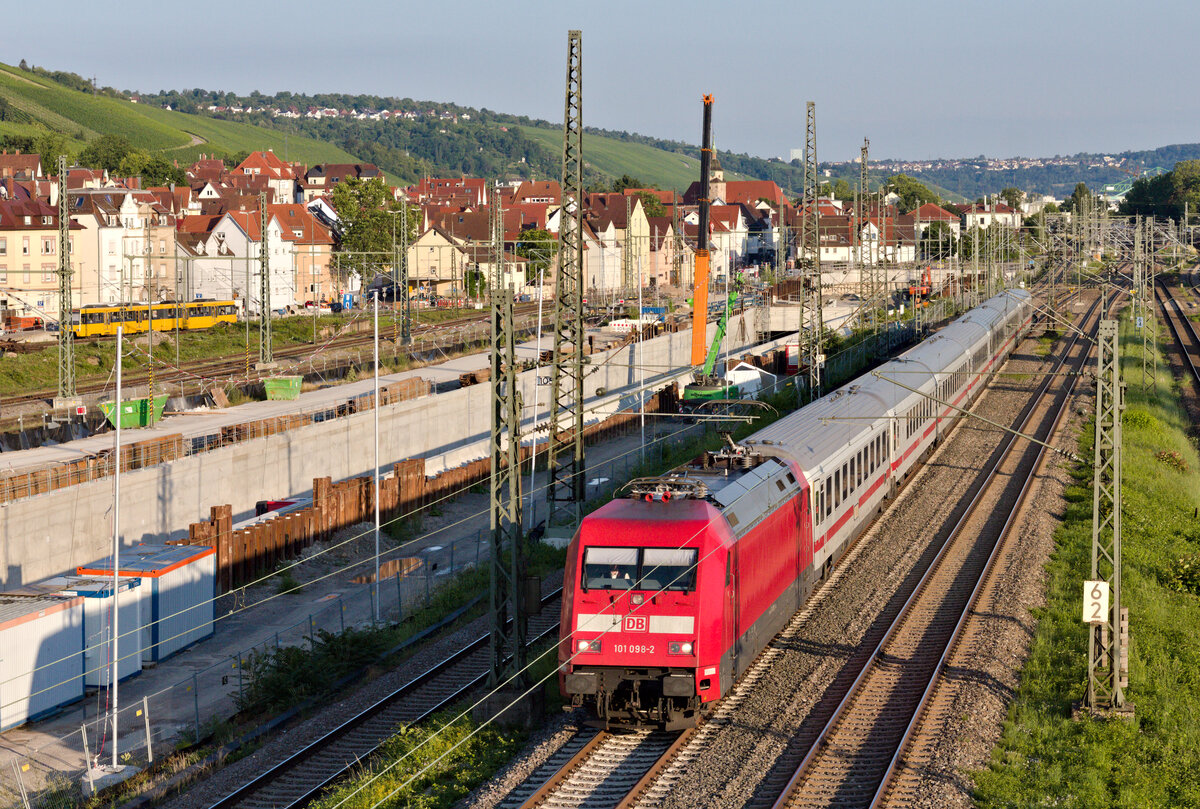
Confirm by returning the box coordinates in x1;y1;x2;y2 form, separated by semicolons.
641;548;698;591
582;547;638;590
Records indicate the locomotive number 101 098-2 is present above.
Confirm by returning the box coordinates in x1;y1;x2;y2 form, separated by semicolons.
613;644;655;655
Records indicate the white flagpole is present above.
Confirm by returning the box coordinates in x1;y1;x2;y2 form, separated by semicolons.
111;326;122;767
373;293;380;622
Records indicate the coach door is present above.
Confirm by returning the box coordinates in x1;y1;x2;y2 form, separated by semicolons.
723;549;738;692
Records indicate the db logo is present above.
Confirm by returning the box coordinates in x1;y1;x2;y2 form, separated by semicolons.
623;615;647;632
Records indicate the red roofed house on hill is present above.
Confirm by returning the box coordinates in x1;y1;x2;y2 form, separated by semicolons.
300;163;382;202
0;151;43;180
909;202;962;237
0;198;83;320
408;177;487;207
230;150;300;204
175;207;295;310
270;203;335;304
67;189;175;306
959;201;1021;230
511;180;561;206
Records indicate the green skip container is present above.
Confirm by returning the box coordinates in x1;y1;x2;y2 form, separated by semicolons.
99;394;169;429
264;375;303;401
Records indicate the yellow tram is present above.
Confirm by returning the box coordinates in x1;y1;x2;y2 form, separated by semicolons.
69;300;239;338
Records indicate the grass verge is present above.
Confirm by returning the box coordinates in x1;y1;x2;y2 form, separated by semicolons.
973;310;1200;807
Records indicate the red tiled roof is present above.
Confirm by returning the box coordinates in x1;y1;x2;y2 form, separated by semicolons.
232;150;297;181
0;152;41;179
268;203;334;245
720;180;785;207
910;202;959;221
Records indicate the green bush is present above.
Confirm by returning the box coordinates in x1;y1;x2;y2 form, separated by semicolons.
1122;408;1156;430
1167;553;1200;596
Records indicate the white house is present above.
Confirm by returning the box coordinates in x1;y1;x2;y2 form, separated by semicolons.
176;211;296;311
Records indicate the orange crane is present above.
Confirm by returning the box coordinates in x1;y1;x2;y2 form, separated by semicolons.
689;94;714;369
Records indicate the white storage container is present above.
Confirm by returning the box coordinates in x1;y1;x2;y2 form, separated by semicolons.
79;544;215;662
0;594;85;731
35;577;144;687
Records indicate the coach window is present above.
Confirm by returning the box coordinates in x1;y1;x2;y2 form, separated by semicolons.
840;465;848;502
825;478;833;518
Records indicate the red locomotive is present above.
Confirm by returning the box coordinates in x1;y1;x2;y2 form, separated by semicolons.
559;289;1033;728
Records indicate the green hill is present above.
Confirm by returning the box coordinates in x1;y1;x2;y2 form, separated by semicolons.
0;62;363;168
517;125;750;191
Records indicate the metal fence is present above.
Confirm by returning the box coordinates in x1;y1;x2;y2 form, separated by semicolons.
0;530;490;809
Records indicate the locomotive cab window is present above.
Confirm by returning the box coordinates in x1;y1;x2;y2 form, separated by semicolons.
640;548;698;591
582;547;638;590
581;547;698;592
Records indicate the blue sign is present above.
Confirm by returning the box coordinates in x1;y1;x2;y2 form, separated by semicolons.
342;293;353;311
641;306;666;315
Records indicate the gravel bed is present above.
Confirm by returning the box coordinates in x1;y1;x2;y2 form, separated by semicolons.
457;711;585;809
898;382;1091;807
158;573;565;809
639;337;1062;809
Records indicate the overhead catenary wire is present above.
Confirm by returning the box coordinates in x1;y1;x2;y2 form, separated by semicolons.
0;380;710;713
314;302;1051;809
3;407;710;769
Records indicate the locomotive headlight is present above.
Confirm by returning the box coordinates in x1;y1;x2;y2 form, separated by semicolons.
668;641;694;655
577;639;601;653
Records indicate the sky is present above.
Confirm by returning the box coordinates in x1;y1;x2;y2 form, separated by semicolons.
15;0;1200;163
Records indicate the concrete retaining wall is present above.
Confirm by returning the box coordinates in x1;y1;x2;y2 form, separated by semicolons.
0;310;766;589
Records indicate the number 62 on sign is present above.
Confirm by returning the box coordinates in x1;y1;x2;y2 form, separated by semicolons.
1082;580;1109;624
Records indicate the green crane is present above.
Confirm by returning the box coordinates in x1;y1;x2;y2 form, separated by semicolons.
682;272;743;402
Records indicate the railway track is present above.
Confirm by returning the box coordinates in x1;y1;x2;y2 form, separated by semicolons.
761;295;1105;809
503;728;693;809
207;588;562;809
1156;277;1200;391
610;287;1088;809
6;304;544;408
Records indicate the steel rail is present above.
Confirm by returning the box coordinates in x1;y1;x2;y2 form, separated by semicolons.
867;297;1099;808
208;587;562;809
768;294;1106;809
1155;279;1200;390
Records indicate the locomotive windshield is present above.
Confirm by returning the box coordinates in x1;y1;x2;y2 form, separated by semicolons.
581;547;698;592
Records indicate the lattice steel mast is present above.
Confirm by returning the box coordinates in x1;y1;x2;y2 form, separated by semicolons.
802;101;823;397
258;192;272;364
548;29;586;527
398;198;411;344
859;138;876;332
1086;319;1130;715
488;268;525;684
56;155;76;400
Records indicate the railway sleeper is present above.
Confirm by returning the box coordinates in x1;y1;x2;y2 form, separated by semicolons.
569;667;701;731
